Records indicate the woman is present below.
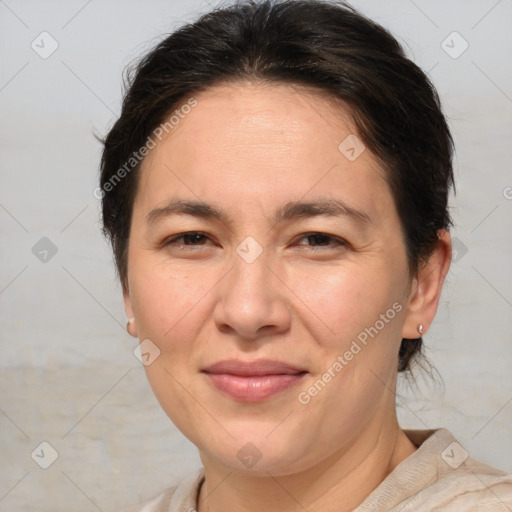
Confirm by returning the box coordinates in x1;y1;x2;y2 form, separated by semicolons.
99;1;512;510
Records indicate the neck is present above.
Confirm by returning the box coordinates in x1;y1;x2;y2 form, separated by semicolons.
197;415;417;512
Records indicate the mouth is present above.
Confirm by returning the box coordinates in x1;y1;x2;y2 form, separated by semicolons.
201;359;308;402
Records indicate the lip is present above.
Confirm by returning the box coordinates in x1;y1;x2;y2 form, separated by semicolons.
202;359;306;376
202;359;307;402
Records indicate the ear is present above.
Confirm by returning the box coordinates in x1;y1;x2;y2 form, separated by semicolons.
402;229;452;339
123;288;138;338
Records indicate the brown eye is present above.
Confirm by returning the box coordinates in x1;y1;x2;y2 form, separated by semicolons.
164;232;210;247
296;233;347;249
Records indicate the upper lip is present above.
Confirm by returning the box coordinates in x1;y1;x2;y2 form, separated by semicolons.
202;359;307;376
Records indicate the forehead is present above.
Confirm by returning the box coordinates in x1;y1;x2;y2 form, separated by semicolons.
134;81;393;223
157;81;360;158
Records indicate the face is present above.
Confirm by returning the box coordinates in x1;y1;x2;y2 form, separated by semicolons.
124;82;417;475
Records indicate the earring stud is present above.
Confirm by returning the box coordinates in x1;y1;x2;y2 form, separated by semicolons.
417;324;424;335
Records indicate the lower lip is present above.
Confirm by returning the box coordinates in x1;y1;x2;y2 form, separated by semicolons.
204;372;306;402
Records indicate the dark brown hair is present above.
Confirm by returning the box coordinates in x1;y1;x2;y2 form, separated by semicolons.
99;0;455;373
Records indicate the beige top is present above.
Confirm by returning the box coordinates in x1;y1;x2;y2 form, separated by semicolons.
122;428;512;511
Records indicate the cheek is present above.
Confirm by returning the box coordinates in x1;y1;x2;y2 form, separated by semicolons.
129;262;207;429
286;260;406;399
286;262;394;343
129;258;213;342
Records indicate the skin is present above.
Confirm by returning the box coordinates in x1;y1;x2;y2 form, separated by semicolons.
123;81;452;512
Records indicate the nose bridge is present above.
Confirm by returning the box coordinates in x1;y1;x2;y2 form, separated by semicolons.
214;237;290;337
228;239;274;305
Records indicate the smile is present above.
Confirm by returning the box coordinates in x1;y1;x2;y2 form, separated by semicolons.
202;359;308;402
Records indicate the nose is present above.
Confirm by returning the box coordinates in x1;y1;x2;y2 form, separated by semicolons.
213;248;292;340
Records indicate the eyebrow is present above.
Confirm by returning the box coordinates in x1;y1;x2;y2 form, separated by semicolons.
145;198;373;227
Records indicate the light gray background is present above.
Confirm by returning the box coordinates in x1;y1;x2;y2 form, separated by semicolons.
0;0;511;510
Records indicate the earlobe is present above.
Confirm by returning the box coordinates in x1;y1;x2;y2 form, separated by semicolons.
126;316;137;337
401;230;452;339
123;290;138;338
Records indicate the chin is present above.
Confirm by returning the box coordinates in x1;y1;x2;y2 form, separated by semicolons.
193;425;315;475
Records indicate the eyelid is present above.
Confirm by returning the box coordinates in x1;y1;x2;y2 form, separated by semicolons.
162;231;211;246
162;231;348;249
293;232;348;249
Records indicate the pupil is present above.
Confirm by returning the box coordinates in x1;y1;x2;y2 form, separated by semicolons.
185;233;203;244
310;234;328;245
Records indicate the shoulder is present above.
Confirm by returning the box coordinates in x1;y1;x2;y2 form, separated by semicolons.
356;428;512;512
120;486;179;512
119;468;205;512
400;459;512;511
396;428;512;511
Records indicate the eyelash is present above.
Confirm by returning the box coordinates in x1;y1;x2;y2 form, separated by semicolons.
162;231;348;250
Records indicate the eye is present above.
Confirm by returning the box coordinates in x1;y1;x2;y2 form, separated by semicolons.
295;232;348;250
163;231;211;248
161;231;348;251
